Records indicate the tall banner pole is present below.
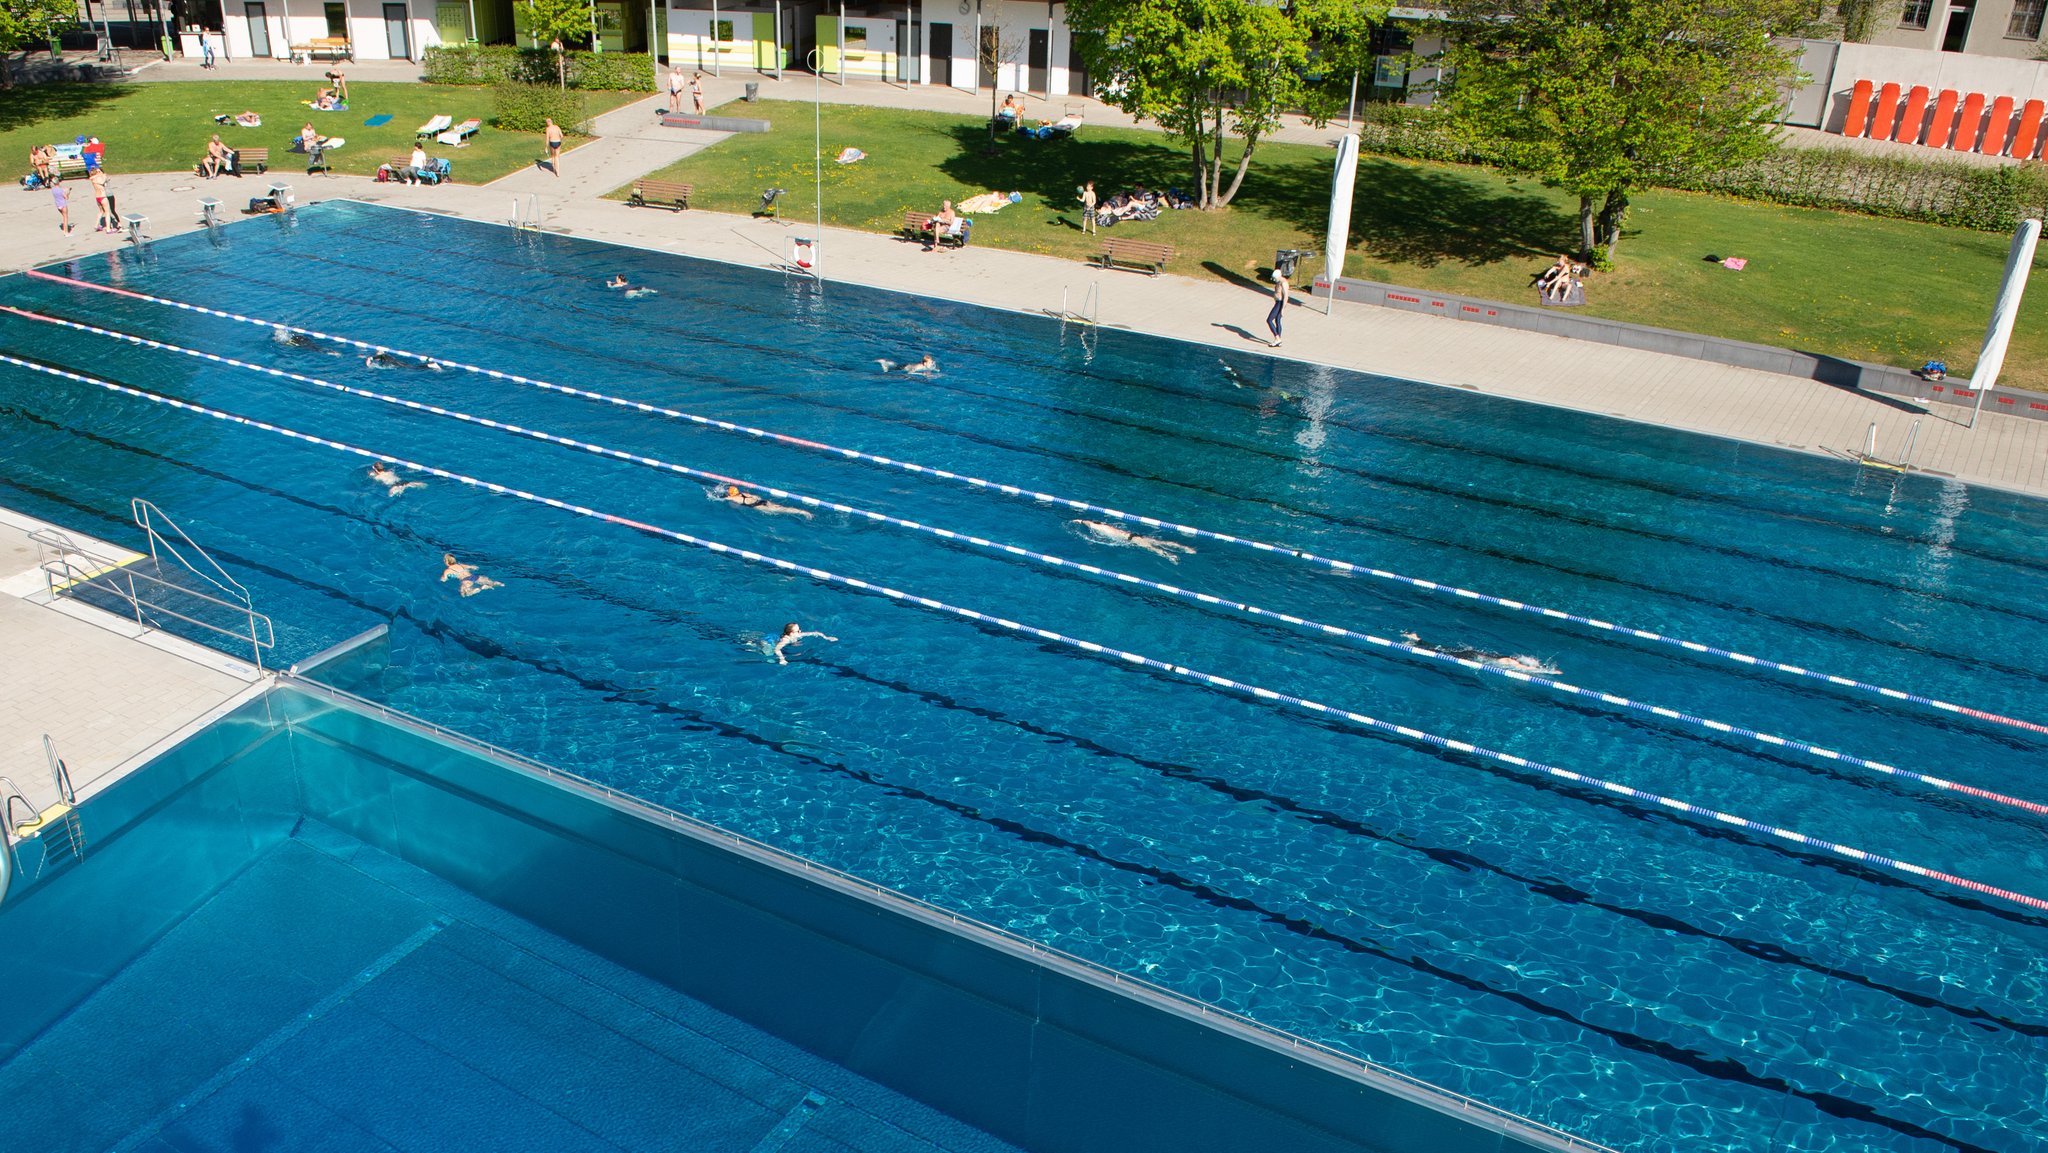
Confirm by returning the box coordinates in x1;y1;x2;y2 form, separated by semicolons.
1322;133;1359;316
1969;217;2040;429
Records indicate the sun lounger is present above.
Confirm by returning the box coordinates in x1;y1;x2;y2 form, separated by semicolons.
437;118;481;148
415;115;452;141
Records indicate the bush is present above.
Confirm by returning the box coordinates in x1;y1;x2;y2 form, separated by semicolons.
424;45;653;91
490;81;591;134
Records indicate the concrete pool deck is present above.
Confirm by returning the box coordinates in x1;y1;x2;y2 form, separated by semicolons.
1;86;2044;499
0;507;264;824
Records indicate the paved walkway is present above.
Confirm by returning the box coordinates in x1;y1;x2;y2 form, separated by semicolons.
2;73;2044;497
0;508;263;821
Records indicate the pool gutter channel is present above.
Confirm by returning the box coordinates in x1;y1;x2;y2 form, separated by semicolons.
274;673;1618;1153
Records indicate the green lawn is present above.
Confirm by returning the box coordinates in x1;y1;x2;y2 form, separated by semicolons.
626;100;2048;390
0;82;644;184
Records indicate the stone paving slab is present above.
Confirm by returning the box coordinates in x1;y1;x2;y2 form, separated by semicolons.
0;509;262;822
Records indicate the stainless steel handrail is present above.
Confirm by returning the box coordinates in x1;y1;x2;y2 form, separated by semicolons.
131;498;250;606
275;674;1621;1153
0;776;38;839
36;537;273;670
42;735;75;806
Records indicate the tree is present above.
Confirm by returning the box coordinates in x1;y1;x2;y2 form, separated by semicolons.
1065;0;1381;210
522;0;590;86
0;0;77;88
976;8;1025;149
1436;0;1807;260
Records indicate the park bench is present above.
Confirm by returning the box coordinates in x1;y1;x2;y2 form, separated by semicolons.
384;156;451;184
45;155;88;179
291;37;353;61
236;147;269;174
903;210;970;248
1097;236;1174;276
629;179;692;210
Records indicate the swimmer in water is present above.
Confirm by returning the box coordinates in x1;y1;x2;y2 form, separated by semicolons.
720;484;813;519
365;350;442;371
273;326;340;355
366;462;425;496
623;286;658;299
876;354;938;375
1073;519;1195;564
459;575;504;597
771;621;837;665
606;275;628;288
440;553;476;583
1401;632;1555;675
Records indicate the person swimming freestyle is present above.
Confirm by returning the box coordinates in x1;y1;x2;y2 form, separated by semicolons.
771;621;838;665
720;484;813;519
367;463;425;496
1073;519;1195;564
1401;632;1557;675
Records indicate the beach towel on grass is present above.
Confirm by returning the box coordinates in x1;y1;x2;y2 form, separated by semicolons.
364;114;393;127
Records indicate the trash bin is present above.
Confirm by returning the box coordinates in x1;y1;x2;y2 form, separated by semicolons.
744;82;759;102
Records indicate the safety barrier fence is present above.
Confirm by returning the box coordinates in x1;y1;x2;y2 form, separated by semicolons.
20;269;2047;743
2;346;2042;915
8;303;2044;822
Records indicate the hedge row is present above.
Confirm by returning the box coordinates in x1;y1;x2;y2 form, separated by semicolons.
424;45;653;91
1348;103;2048;232
490;81;592;134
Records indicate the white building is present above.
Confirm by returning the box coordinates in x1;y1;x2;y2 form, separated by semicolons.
214;0;449;61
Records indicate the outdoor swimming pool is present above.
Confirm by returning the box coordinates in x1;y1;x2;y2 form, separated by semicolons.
2;201;2044;1153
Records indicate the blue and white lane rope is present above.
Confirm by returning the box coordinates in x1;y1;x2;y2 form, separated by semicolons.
15;303;2046;821
5;348;2046;916
24;269;2048;741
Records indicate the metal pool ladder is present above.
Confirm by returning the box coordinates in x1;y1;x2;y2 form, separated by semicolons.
0;735;87;903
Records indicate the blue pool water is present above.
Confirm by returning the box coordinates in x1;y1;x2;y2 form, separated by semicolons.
2;201;2045;1152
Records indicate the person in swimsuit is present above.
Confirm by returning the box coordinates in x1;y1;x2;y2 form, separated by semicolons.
1401;632;1553;675
606;275;629;288
367;463;425;496
722;484;813;519
771;621;837;665
440;552;504;596
1073;519;1195;563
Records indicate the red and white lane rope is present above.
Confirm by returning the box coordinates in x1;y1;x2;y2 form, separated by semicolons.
4;346;2043;914
22;268;2048;740
11;303;2045;820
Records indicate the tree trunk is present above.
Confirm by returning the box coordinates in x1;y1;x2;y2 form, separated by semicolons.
1597;187;1629;259
1217;134;1257;208
1208;104;1224;208
1190;136;1207;213
557;49;567;88
1577;195;1596;259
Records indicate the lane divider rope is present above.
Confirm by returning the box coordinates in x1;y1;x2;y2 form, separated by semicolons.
23;268;2048;740
5;345;2044;915
14;303;2044;819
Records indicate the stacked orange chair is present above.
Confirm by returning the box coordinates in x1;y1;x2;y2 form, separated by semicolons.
1893;85;1931;144
1869;82;1904;139
1844;79;1875;137
1925;90;1960;149
1953;93;1986;151
2010;99;2047;160
1984;95;2017;155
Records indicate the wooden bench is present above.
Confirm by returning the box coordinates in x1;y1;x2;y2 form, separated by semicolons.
903;210;970;248
291;37;353;61
629;179;692;210
49;155;88;178
383;156;450;184
1098;236;1175;276
235;147;269;175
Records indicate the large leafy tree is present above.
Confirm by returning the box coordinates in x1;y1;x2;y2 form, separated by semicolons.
1065;0;1380;209
523;0;591;86
0;0;76;88
1436;0;1806;259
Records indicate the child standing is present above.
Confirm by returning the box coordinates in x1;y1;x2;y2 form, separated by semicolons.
1080;181;1098;235
51;181;71;233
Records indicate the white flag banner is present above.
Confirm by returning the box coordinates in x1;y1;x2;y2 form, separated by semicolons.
1324;133;1360;297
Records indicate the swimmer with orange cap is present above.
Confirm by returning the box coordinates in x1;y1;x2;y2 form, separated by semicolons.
720;484;813;519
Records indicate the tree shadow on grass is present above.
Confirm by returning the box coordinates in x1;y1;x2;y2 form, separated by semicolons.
0;84;139;136
934;123;1578;271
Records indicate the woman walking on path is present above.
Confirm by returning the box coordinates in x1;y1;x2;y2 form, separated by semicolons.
89;168;118;233
1265;266;1289;348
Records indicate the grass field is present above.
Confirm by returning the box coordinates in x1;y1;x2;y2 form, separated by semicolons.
625;100;2048;389
1;82;643;184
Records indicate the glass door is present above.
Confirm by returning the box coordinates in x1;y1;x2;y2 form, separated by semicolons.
245;2;270;57
384;3;411;59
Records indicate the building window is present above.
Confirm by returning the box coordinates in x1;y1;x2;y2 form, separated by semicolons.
712;18;733;40
2009;0;2045;36
1899;0;1933;27
324;2;346;37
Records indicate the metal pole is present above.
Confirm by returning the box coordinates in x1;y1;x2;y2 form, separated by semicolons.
835;0;843;85
467;0;477;40
646;0;654;64
1346;69;1358;128
773;0;782;79
710;0;719;75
